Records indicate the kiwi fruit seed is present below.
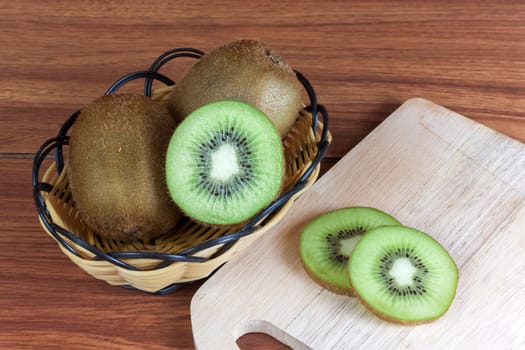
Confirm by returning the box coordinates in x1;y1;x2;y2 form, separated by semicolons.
348;225;458;324
167;39;303;138
299;207;401;295
68;93;181;241
165;100;284;226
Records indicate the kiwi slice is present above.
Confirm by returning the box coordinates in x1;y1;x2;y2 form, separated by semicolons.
299;207;401;295
348;226;458;324
165;100;284;226
167;39;303;138
68;94;181;241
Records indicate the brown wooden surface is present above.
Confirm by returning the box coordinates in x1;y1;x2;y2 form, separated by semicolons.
1;1;524;349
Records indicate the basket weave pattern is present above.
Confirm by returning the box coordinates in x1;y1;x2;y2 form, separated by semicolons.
32;47;330;294
38;108;328;293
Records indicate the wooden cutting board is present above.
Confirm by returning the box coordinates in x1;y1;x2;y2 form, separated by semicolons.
191;98;525;350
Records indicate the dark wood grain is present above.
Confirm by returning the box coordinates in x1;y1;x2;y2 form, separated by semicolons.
1;1;525;349
2;1;525;157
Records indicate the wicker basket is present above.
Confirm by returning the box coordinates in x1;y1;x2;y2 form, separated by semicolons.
32;48;331;294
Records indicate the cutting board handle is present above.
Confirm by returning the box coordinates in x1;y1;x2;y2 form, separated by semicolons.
194;318;311;350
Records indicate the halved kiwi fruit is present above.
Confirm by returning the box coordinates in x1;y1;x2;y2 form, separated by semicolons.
165;100;284;226
299;207;401;295
68;94;181;241
167;39;303;138
348;225;458;324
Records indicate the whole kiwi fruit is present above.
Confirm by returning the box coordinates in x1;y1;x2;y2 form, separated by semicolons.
68;94;181;241
167;39;303;138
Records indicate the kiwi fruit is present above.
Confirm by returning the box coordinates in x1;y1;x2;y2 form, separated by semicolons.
68;94;181;241
167;39;303;138
348;225;458;324
165;100;284;226
299;207;401;295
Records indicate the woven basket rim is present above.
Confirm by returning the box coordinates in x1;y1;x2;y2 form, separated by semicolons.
31;46;331;294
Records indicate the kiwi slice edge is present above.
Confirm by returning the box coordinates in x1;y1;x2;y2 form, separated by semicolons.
348;225;459;325
299;206;401;296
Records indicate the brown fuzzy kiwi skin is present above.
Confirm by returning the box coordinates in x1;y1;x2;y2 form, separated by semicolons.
68;94;181;241
167;39;303;138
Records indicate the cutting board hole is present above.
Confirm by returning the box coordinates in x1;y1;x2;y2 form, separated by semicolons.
234;320;308;349
237;332;291;349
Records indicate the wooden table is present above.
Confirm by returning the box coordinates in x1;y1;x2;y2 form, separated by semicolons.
1;1;524;349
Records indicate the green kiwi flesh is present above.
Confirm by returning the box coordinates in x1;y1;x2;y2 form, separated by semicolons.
165;100;284;226
167;39;303;138
68;94;181;241
299;207;401;295
348;226;458;324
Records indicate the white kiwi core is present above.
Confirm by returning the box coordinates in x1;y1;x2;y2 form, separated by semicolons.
389;257;417;287
340;236;362;257
210;143;240;181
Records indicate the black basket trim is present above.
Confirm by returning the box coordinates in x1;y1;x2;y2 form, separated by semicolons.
31;46;330;294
